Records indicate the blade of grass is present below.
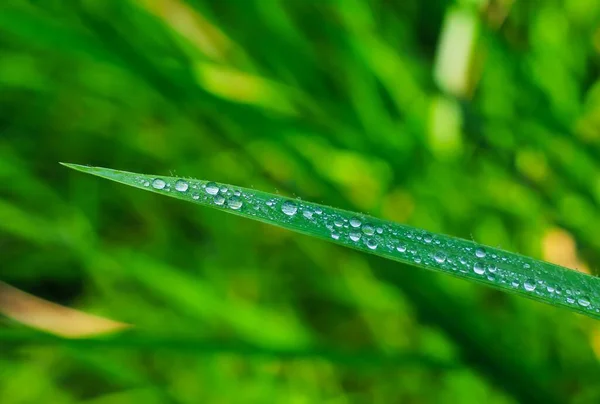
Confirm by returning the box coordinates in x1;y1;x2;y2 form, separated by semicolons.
61;163;600;320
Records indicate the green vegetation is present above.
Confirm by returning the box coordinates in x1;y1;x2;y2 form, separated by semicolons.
2;0;600;403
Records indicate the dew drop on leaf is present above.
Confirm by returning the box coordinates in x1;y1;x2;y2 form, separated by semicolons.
175;180;189;192
214;194;225;205
152;179;166;189
475;247;486;258
473;262;485;275
282;201;298;216
524;280;536;291
366;239;378;250
350;217;361;228
349;231;361;242
206;182;219;195
434;252;446;264
362;225;375;236
227;196;243;210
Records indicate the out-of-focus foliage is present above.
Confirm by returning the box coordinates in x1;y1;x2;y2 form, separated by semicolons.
1;0;600;403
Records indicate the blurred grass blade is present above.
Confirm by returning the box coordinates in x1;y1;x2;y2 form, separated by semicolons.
62;163;600;320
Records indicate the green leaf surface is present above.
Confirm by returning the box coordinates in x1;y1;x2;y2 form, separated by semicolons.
62;163;600;320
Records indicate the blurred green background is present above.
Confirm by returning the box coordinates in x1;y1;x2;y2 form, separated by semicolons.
2;0;600;402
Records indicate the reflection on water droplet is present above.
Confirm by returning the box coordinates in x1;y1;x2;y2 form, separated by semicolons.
152;179;166;189
524;280;536;292
227;196;242;210
578;297;591;307
414;257;422;264
473;262;485;275
206;182;219;195
434;252;446;263
219;186;228;193
547;286;555;293
349;232;361;242
350;217;361;228
366;239;378;250
303;210;313;219
487;264;497;273
566;297;575;304
424;235;432;244
315;208;323;215
175;180;189;192
475;247;486;258
331;233;340;240
281;201;298;216
192;193;200;200
397;244;407;253
334;218;344;227
362;225;375;236
214;195;225;205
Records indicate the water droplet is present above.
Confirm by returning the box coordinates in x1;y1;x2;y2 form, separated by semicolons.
547;286;555;293
523;263;531;269
434;252;446;264
473;262;485;275
334;218;344;227
362;225;375;236
475;248;486;258
143;181;150;187
578;297;591;307
303;210;313;219
414;256;422;264
315;208;323;215
350;217;361;228
511;281;520;288
175;180;189;192
192;193;200;200
331;233;340;240
281;201;298;216
524;280;536;292
152;179;166;189
424;235;432;244
487;264;497;273
214;195;225;205
219;186;228;193
376;227;383;234
366;239;378;250
206;182;219;195
566;297;576;304
349;231;361;242
227;196;243;210
397;244;407;253
234;190;241;196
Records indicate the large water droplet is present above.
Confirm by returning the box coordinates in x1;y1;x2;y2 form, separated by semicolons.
366;239;378;250
281;201;298;216
578;297;591;307
152;179;166;189
350;217;361;228
434;252;446;264
362;225;375;236
334;218;344;227
206;182;219;195
227;196;243;210
524;280;536;292
424;235;432;244
473;262;485;275
214;194;225;205
475;247;486;258
349;231;361;242
174;180;189;192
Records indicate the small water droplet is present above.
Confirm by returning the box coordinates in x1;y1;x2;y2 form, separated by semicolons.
331;233;340;240
578;297;591;307
349;231;361;242
214;194;225;205
475;247;486;258
523;263;531;269
219;186;228;193
424;235;432;244
315;208;323;215
414;256;422;264
303;210;313;219
175;180;189;192
143;181;150;187
350;217;362;228
152;179;166;189
206;182;219;195
227;196;243;210
547;286;555;293
281;201;298;216
524;280;536;292
366;239;378;250
473;262;485;275
192;193;200;200
334;218;344;227
434;252;446;264
566;297;576;304
487;264;497;273
397;244;407;253
362;225;375;236
234;190;241;196
376;227;383;234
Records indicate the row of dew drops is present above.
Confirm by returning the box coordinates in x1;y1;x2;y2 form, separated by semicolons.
140;176;598;313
